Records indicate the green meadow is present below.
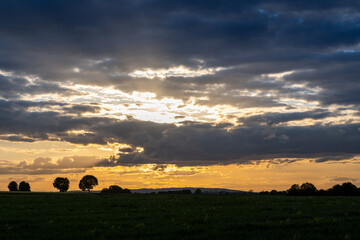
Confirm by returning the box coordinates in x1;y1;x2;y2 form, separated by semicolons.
1;192;360;239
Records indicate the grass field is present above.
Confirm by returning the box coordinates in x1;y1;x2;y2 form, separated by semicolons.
1;192;360;239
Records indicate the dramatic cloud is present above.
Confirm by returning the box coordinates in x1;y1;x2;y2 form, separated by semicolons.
0;156;102;175
0;73;77;99
0;0;360;173
238;109;333;126
97;122;360;166
0;0;359;106
1;98;359;166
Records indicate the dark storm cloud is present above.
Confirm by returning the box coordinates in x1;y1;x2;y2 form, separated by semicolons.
1;99;360;166
238;109;333;126
63;104;101;115
0;1;359;106
0;135;36;142
314;154;357;163
0;99;172;145
0;99;116;143
285;63;360;105
0;74;77;99
97;122;360;166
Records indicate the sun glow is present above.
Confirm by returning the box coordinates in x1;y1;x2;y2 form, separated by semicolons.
129;66;227;79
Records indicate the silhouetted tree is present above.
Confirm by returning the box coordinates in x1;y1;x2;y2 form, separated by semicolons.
287;183;317;196
287;184;300;196
102;185;123;193
219;191;229;195
101;185;131;194
339;182;358;195
329;184;342;195
158;189;192;195
328;182;359;196
259;191;269;195
316;189;328;196
270;190;278;195
287;181;360;196
300;182;317;196
122;188;131;194
8;181;18;191
109;185;122;193
79;175;98;193
19;181;31;191
195;188;202;194
53;177;70;192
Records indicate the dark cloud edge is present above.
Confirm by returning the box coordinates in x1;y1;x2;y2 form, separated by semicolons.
1;98;360;167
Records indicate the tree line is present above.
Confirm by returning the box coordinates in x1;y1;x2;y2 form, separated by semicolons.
287;182;360;196
258;182;360;196
7;175;132;194
7;177;360;196
8;175;100;193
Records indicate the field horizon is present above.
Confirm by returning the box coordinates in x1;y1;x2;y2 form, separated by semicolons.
1;192;360;239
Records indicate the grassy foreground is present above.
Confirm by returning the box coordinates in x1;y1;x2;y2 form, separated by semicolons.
0;193;360;239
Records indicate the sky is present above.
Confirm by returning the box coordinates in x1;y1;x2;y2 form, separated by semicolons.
1;0;360;192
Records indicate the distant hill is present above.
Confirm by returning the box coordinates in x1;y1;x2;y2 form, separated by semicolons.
67;187;247;194
130;187;247;194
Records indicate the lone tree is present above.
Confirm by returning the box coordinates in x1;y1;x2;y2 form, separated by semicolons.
8;181;18;191
19;181;31;191
79;175;98;193
53;177;70;192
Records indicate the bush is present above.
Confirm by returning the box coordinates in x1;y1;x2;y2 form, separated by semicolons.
195;188;202;195
158;190;192;195
101;185;131;194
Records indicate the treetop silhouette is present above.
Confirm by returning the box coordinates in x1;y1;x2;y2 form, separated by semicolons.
53;177;70;192
19;181;31;191
79;175;98;193
101;185;131;194
8;181;18;191
287;182;360;196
